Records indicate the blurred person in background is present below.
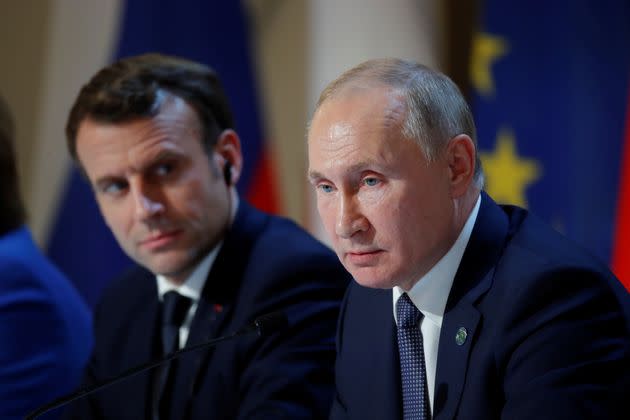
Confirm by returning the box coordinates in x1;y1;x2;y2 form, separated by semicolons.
0;94;93;419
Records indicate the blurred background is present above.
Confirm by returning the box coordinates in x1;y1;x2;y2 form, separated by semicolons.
0;0;628;308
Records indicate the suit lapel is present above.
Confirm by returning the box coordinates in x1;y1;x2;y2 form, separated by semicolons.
121;270;161;419
168;298;233;419
433;193;508;420
171;203;266;418
432;295;483;420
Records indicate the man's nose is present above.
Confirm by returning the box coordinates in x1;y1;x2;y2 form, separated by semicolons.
131;181;164;221
335;194;369;239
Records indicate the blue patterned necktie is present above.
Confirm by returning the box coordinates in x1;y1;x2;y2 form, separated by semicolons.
396;293;430;420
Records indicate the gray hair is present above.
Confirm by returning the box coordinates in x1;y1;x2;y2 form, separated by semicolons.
313;58;483;187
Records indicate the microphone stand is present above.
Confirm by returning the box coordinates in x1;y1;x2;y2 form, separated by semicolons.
25;312;286;420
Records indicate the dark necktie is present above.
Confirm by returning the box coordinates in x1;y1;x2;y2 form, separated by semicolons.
396;293;430;420
158;291;192;420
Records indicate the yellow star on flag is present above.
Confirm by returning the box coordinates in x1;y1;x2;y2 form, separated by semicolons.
480;128;542;207
470;32;509;97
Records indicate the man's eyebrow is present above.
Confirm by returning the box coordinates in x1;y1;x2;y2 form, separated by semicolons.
142;148;185;165
92;147;189;187
307;169;325;182
307;160;380;182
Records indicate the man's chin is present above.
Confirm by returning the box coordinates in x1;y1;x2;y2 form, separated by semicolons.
143;258;194;283
352;272;397;290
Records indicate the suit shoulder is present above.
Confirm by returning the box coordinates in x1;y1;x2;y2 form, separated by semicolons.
500;205;612;273
233;212;350;309
491;206;629;323
253;213;339;264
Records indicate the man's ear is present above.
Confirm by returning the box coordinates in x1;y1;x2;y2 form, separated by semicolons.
214;129;243;186
446;134;476;198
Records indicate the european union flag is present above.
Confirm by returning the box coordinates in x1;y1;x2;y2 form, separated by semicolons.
471;0;630;289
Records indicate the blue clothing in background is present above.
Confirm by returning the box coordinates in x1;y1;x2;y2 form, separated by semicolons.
0;226;93;419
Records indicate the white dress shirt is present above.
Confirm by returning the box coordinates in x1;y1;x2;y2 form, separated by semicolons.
393;195;481;414
156;245;219;348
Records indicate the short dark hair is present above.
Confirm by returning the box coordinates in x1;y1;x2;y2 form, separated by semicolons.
0;95;26;235
66;53;235;165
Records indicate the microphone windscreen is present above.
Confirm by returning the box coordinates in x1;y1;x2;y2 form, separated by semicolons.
254;312;289;337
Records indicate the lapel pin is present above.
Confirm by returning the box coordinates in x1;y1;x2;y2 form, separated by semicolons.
455;327;468;346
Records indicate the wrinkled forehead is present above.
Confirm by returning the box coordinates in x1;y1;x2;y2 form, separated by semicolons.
307;87;418;178
310;84;407;138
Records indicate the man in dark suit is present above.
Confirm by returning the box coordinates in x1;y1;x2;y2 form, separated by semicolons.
307;58;630;419
64;53;350;419
0;95;93;419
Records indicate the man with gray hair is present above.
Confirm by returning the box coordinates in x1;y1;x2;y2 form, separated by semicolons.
307;58;629;419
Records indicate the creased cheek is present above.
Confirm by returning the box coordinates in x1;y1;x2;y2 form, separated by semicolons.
175;193;206;224
331;241;344;259
358;188;387;206
325;220;338;239
317;209;336;237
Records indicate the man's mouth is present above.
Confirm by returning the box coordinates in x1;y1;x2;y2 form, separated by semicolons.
139;230;182;251
345;249;384;265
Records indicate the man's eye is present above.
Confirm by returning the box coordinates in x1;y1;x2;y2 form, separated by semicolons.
363;177;380;187
154;163;174;176
318;184;334;193
101;181;127;195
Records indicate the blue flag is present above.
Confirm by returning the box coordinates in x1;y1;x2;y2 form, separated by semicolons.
471;0;630;268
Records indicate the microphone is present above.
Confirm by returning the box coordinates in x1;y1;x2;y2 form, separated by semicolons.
25;311;288;420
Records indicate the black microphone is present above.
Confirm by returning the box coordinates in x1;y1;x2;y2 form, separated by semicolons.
25;311;288;420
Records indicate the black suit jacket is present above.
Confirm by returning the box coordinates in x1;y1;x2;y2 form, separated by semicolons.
66;202;350;419
331;192;630;419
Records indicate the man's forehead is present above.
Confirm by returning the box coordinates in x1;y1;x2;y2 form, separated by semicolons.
77;113;193;174
310;92;406;148
315;85;405;127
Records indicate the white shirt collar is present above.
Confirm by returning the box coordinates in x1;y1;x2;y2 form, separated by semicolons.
393;194;481;326
156;244;220;302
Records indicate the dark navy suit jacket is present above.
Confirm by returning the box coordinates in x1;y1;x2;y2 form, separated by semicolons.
331;193;630;420
0;226;93;419
66;202;350;419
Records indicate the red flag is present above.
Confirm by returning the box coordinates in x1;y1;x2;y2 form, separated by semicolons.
612;86;630;291
246;146;281;214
